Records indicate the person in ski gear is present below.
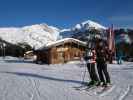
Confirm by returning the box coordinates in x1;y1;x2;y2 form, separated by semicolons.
96;40;111;87
108;50;113;64
84;42;99;86
117;50;123;64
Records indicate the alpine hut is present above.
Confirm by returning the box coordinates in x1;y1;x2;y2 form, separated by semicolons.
34;38;86;64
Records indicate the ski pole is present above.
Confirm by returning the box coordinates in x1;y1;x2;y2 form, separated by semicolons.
82;60;87;84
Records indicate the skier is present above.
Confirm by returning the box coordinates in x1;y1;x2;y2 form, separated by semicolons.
84;42;99;87
108;50;113;64
117;50;122;64
96;40;111;87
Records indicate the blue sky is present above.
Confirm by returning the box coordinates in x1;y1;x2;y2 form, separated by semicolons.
0;0;133;29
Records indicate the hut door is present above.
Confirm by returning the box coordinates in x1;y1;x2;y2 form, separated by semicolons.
58;52;64;63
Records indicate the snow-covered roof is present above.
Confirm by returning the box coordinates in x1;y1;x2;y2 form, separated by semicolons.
38;38;86;50
25;51;33;54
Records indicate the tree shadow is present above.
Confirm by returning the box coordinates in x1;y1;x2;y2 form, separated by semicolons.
3;71;87;85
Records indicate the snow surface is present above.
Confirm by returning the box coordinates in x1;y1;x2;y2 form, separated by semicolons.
0;57;133;100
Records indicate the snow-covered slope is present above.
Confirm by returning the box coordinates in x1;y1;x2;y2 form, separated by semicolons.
61;20;107;38
0;24;60;49
0;57;133;100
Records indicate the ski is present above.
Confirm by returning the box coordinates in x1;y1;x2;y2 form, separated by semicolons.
74;85;88;90
76;85;104;96
95;85;115;97
85;85;98;91
73;82;89;90
74;84;97;91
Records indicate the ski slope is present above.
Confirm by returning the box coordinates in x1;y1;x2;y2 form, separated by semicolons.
0;57;133;100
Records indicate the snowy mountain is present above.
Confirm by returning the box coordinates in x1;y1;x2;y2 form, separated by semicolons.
0;20;107;49
60;20;107;38
0;24;60;49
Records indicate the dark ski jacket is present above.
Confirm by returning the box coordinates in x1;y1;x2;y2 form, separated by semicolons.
96;47;109;63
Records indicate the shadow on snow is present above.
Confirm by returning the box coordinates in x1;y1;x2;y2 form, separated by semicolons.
2;59;34;64
3;71;87;85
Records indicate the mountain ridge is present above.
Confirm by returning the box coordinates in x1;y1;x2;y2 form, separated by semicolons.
1;20;131;49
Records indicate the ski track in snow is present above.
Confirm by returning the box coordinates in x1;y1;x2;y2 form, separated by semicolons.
0;58;133;100
28;78;41;100
116;85;133;100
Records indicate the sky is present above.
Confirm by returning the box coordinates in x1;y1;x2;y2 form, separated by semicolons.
0;0;133;29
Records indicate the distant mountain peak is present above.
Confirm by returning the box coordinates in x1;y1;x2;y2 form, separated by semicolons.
60;19;107;38
74;20;107;30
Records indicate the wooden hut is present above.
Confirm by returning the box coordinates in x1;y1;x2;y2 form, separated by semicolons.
35;38;86;64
